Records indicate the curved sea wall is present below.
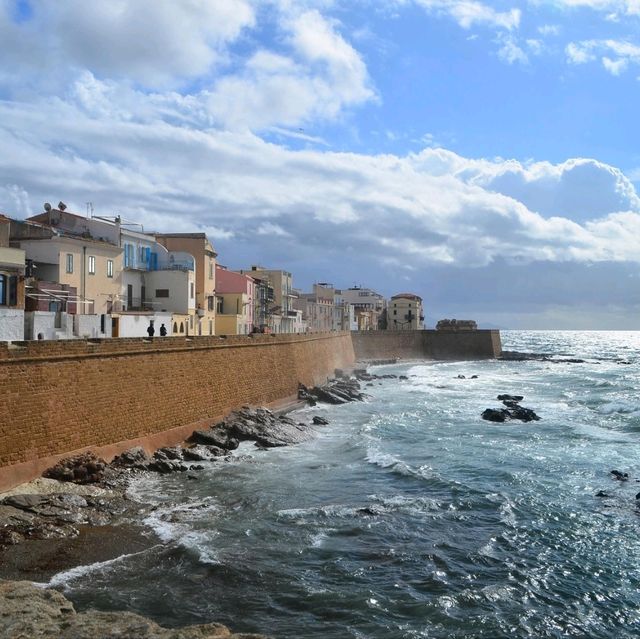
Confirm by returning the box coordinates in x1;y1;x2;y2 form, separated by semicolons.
0;332;355;492
352;329;502;361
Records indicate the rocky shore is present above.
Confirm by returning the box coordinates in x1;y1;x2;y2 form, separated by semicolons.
0;580;267;638
0;374;370;638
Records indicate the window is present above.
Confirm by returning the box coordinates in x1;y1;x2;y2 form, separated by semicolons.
0;275;18;307
66;253;74;274
208;295;214;311
88;256;96;275
124;243;133;268
155;289;169;298
209;260;213;279
107;259;113;278
190;282;195;299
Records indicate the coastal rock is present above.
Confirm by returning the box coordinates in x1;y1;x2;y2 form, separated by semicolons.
0;493;130;549
42;453;107;485
226;408;312;448
182;445;225;461
312;416;330;425
482;408;508;423
611;470;629;481
110;447;149;468
482;395;540;423
189;429;240;451
311;379;365;404
497;394;524;402
0;580;270;638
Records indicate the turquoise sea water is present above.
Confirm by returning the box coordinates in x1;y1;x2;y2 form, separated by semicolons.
55;331;640;638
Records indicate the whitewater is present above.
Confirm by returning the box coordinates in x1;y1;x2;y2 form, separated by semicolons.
56;331;640;638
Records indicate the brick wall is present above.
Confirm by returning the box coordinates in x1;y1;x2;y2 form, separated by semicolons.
0;332;355;490
351;329;502;361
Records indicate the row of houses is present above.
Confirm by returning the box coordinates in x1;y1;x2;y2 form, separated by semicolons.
0;204;424;341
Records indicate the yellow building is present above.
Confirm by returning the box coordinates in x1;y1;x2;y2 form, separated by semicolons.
10;218;122;315
155;233;217;336
388;293;424;330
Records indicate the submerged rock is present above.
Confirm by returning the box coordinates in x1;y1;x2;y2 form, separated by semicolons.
312;416;330;426
611;470;629;481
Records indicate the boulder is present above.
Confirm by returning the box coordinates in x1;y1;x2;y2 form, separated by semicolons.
611;470;629;481
0;580;270;638
482;408;509;423
189;429;239;451
43;453;107;485
110;446;149;468
312;416;329;426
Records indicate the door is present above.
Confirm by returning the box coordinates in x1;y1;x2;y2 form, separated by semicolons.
112;317;119;338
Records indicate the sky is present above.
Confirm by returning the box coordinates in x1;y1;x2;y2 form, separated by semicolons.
1;0;639;329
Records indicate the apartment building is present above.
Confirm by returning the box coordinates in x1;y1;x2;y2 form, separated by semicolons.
388;293;424;330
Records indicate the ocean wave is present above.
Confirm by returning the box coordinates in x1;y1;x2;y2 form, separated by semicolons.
142;498;222;565
596;401;640;416
42;546;159;590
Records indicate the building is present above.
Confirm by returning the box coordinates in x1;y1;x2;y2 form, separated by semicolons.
27;208;197;337
238;267;297;333
335;286;386;330
293;283;335;333
388;293;424;330
0;215;26;341
13;213;122;316
156;233;217;336
215;266;255;335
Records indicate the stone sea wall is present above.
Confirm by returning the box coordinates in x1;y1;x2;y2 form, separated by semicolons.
0;332;355;491
351;329;502;361
0;328;501;492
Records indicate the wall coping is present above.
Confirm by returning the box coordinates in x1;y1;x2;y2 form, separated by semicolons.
0;331;350;364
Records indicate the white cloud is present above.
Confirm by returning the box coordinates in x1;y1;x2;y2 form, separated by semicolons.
402;0;521;30
548;0;640;16
566;39;640;75
0;0;256;89
497;35;529;64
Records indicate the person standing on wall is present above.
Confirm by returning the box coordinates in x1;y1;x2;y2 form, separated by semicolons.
147;321;155;338
159;323;167;337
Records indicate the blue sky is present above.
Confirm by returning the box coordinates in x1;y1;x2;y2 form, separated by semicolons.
1;0;639;328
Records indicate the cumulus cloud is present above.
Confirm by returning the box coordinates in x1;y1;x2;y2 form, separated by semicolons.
409;149;640;220
0;0;256;89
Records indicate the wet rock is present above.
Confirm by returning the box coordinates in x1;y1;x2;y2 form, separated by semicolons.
298;383;317;406
189;429;239;451
154;447;184;461
110;446;149;468
497;394;524;402
470;375;479;379
482;408;509;423
0;580;270;638
595;491;610;498
611;470;629;481
147;459;189;474
482;394;540;423
182;445;225;461
456;374;466;379
312;416;329;425
42;453;107;485
399;375;409;381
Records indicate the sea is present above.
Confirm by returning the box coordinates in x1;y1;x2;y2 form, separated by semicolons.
49;331;640;638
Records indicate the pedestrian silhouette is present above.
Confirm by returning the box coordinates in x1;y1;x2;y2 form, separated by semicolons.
147;322;155;337
159;323;167;337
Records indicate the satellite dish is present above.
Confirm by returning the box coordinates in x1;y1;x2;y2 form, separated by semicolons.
44;202;51;212
58;201;67;211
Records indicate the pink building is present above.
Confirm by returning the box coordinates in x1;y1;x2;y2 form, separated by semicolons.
215;266;256;335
